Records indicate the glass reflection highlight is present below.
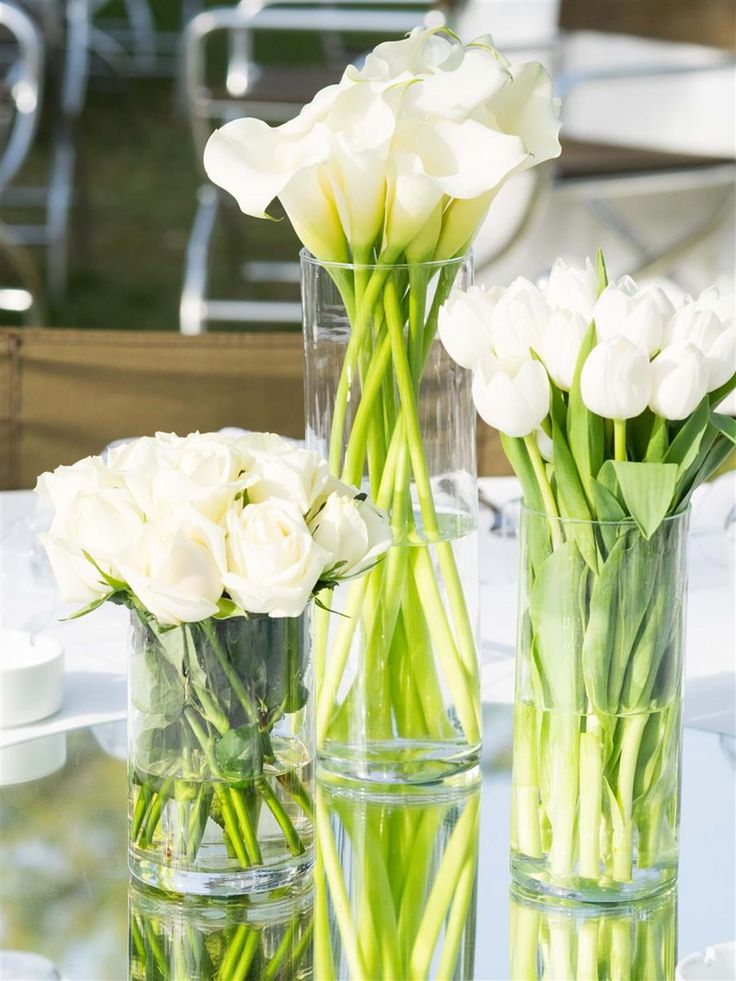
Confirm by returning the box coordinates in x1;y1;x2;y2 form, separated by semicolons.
509;885;677;980
127;879;313;980
315;779;480;980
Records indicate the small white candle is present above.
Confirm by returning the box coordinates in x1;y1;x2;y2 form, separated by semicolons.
0;630;64;728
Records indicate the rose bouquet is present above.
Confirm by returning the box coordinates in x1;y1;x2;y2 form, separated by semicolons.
439;254;735;899
35;431;390;894
204;26;561;779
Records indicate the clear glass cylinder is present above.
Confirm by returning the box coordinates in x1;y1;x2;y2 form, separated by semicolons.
315;777;480;980
511;507;689;902
128;878;313;980
509;885;677;980
127;609;314;896
302;251;480;784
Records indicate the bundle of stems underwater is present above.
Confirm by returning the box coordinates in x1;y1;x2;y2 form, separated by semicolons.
312;254;481;756
313;784;480;980
129;610;313;873
128;887;313;981
509;887;676;981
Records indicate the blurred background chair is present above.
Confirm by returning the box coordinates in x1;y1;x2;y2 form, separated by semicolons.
179;0;448;334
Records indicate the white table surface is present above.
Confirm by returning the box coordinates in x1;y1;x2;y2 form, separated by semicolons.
1;480;735;748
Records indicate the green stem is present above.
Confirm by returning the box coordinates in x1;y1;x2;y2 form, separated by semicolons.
198;620;257;724
614;419;627;462
579;716;604;879
511;701;542;859
217;924;249;981
257;778;304;856
229;788;263;865
523;433;562;548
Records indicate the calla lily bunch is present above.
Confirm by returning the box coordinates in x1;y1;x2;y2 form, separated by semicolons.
204;27;561;264
36;431;391;625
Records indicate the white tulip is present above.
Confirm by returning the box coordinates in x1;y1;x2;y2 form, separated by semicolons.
472;355;550;437
120;511;226;626
594;277;671;356
542;257;598;321
310;491;391;579
540;309;589;391
580;337;652;420
491;278;549;359
223;500;330;617
39;486;144;604
649;344;709;420
668;302;735;391
438;284;500;370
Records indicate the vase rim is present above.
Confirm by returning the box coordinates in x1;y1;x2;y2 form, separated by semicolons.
299;247;473;272
520;501;691;528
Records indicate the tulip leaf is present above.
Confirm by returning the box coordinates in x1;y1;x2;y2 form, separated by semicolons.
551;407;599;571
644;415;669;463
708;370;736;407
566;322;604;508
529;539;586;711
596;249;609;293
582;535;625;714
711;412;736;445
609;462;678;538
662;397;710;472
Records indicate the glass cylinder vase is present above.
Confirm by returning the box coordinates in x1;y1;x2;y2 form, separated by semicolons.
511;507;688;902
128;608;314;896
315;777;480;980
302;251;480;784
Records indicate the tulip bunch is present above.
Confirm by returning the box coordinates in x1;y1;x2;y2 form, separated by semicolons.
37;432;390;879
205;27;562;763
441;254;735;894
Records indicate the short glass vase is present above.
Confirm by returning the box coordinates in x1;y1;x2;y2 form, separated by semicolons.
511;507;688;902
302;250;481;785
128;608;314;896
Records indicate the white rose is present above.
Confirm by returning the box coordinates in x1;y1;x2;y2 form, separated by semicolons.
594;277;671;356
580;337;652;420
668;303;735;391
491;278;549;359
245;442;330;514
540;309;589;391
472;355;550;437
438;284;500;370
542;257;598;321
310;491;391;579
40;486;144;604
119;510;226;626
223;500;331;617
649;344;709;420
35;455;119;524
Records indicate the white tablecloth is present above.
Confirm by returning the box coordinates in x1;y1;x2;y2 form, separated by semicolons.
1;479;734;748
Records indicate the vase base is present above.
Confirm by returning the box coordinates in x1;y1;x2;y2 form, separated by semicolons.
129;847;314;898
318;739;481;787
511;853;677;904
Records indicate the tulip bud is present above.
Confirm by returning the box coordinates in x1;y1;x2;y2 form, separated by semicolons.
543;257;598;321
668;303;735;391
491;278;549;359
580;337;651;420
594;277;671;356
649;343;709;420
438;284;500;370
540;309;589;391
472;355;550;437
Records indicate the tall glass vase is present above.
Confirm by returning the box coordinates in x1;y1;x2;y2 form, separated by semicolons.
128;609;314;896
511;507;688;902
302;252;480;784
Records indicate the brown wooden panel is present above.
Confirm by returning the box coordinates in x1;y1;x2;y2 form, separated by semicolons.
560;0;736;50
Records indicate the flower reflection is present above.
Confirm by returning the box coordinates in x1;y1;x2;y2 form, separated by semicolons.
315;778;481;980
127;879;313;980
509;884;677;980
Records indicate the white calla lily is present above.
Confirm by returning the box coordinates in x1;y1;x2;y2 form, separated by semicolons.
472;355;550;437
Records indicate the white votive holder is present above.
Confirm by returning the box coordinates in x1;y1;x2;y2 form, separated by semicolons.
0;629;64;728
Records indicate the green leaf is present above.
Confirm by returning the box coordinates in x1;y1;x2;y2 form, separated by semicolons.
529;540;587;710
214;597;245;620
708;370;736;407
582;535;624;714
662;397;710;473
566;321;604;509
644;415;669;462
596;249;609;293
609;462;678;538
551;409;599;571
214;724;263;779
711;412;736;445
62;591;116;621
81;550;127;592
